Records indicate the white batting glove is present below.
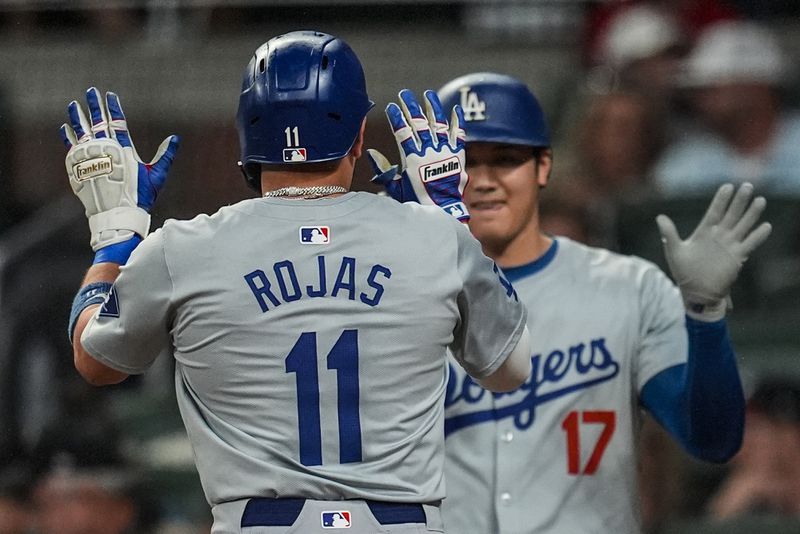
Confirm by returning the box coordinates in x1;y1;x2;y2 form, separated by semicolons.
367;89;469;221
656;183;772;322
61;87;179;258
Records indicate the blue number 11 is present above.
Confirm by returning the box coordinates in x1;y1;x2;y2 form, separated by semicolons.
285;329;362;466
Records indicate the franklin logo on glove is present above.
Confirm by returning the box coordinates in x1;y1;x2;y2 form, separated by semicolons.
420;157;461;182
74;156;113;181
60;87;179;263
368;89;470;222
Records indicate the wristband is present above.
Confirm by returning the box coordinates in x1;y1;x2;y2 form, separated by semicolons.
684;296;728;323
68;282;113;343
88;207;151;250
93;235;142;265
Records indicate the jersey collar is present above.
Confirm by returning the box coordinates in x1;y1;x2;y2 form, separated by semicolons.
500;238;559;283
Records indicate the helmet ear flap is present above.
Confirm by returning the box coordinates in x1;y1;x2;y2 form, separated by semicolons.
239;161;262;193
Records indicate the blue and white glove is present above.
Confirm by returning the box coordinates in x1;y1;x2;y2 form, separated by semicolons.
61;87;179;264
368;89;469;222
656;183;772;322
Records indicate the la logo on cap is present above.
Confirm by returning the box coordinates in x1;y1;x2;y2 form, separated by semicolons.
458;86;486;121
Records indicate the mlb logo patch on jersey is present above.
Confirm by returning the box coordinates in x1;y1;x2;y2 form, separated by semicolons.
98;286;120;318
283;148;307;162
321;511;351;529
300;226;330;244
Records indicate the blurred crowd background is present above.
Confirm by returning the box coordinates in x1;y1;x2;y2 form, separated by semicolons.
1;1;800;533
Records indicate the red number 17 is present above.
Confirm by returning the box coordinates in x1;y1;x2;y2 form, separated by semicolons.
561;410;616;475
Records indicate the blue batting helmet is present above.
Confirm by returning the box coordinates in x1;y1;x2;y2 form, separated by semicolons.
438;72;550;148
236;30;375;191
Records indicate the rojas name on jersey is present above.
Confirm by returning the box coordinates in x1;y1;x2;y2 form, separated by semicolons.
244;255;392;311
444;337;620;435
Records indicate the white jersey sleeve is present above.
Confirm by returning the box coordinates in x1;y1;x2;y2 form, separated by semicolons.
81;229;173;374
634;263;687;392
450;220;527;378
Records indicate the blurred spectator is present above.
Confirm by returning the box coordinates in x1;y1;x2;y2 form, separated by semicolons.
25;396;163;533
539;190;592;244
653;21;800;196
576;90;666;197
552;89;668;247
32;453;159;534
0;461;34;534
554;6;677;243
593;4;687;104
584;0;739;68
707;377;800;519
657;0;740;40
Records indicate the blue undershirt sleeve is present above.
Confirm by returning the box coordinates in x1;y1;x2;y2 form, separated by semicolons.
640;316;744;463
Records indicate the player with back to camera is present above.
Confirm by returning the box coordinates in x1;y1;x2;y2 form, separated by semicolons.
62;35;533;534
369;72;772;534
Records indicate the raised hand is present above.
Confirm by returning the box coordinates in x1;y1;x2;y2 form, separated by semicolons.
656;183;772;321
61;87;179;262
368;89;469;221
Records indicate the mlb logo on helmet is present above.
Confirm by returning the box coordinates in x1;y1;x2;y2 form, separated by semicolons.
321;511;351;529
300;226;330;244
283;148;308;162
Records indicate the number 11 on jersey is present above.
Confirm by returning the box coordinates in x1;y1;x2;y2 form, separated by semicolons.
285;330;362;466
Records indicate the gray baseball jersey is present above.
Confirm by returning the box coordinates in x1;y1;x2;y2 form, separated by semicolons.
441;237;687;534
81;193;526;514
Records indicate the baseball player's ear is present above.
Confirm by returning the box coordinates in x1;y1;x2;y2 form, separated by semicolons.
351;118;368;159
535;149;553;188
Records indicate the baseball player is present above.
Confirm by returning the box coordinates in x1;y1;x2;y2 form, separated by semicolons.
370;73;772;534
62;37;533;533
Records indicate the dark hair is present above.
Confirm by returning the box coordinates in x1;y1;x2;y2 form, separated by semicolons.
532;147;549;162
748;377;800;424
0;460;34;502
